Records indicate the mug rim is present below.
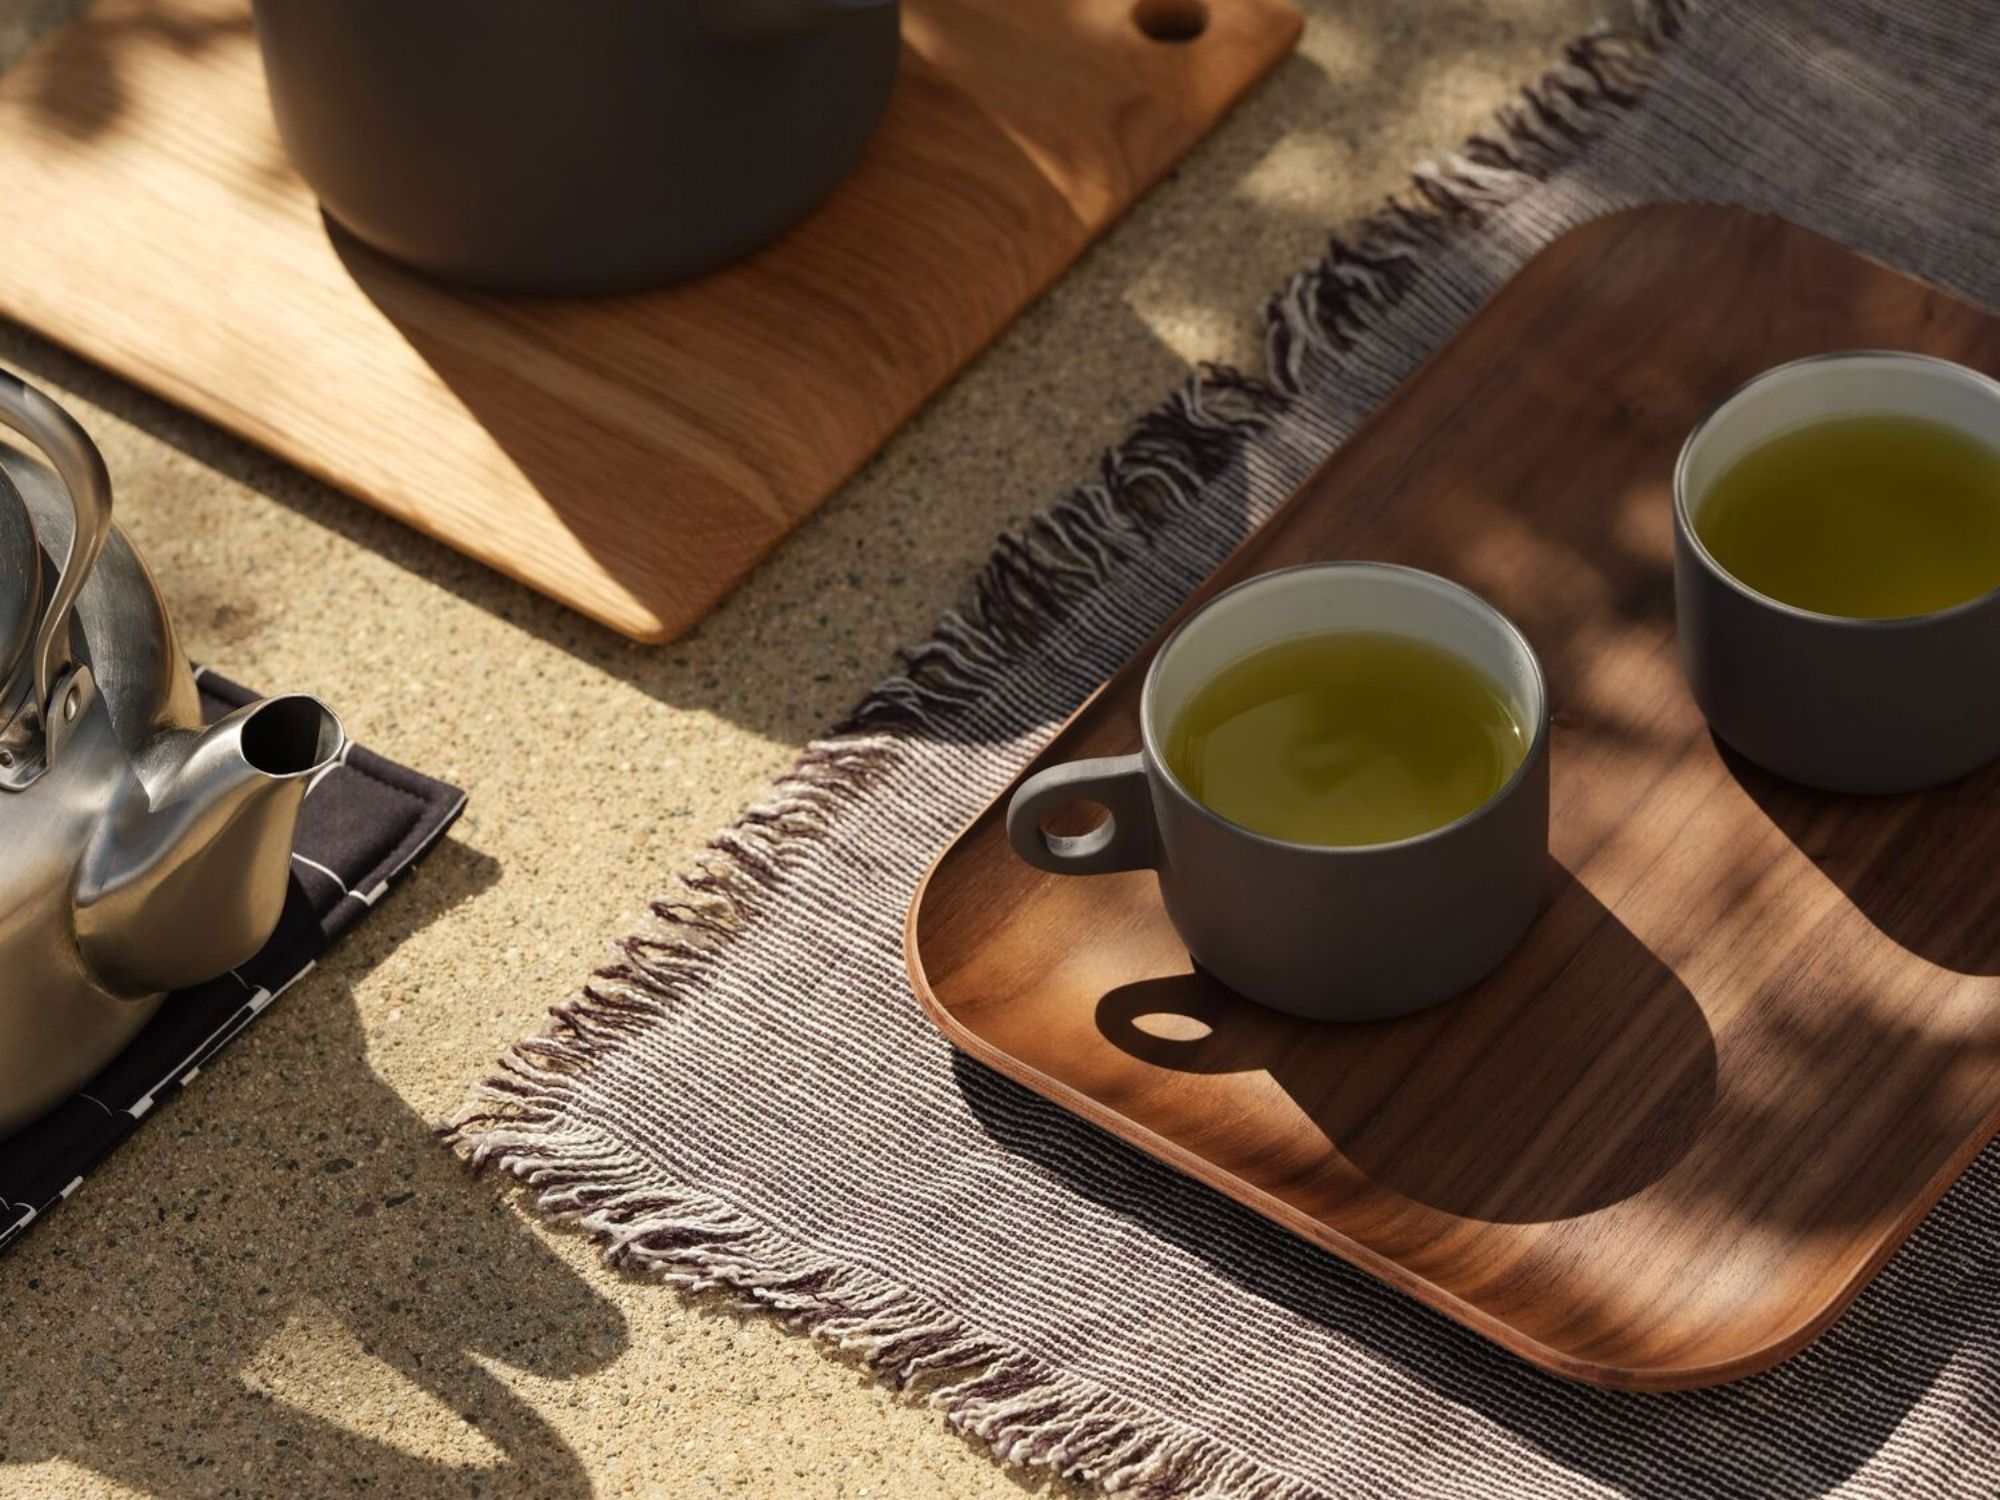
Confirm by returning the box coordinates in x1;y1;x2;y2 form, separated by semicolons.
1136;561;1551;858
1673;349;2000;630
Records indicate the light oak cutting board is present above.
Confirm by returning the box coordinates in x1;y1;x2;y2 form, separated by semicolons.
0;0;1301;640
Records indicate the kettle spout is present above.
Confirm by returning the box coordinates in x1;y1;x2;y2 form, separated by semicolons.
75;695;344;996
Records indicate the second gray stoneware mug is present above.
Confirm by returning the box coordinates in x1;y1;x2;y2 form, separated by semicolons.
1674;351;2000;794
1006;563;1552;1023
251;0;901;295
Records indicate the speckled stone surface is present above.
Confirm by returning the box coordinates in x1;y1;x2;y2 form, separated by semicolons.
0;1;1602;1494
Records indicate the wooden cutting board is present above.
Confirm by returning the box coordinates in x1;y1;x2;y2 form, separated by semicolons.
908;205;2000;1390
0;0;1300;641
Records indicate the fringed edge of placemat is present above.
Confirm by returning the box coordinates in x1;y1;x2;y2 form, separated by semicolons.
445;4;1691;1496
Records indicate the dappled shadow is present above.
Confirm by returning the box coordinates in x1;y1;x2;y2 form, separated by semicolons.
0;839;629;1497
0;0;248;142
1669;982;2000;1231
1721;736;2000;975
0;0;1611;752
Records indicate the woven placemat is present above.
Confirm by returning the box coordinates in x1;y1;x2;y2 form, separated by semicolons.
453;2;2000;1495
2;670;464;1253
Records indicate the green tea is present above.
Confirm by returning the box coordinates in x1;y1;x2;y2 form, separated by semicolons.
1695;414;2000;618
1164;630;1527;847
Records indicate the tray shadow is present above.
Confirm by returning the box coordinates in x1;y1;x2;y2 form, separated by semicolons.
1089;869;1716;1224
1719;736;2000;974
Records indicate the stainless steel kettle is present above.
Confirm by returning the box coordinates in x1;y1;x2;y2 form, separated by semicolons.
0;373;343;1140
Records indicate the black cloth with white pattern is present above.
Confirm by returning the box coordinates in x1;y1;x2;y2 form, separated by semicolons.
0;671;464;1253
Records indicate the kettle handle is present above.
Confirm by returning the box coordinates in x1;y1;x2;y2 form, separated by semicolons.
0;371;111;735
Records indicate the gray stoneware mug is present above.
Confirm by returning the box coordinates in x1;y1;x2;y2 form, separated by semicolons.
1675;352;2000;794
1006;563;1552;1022
251;0;901;295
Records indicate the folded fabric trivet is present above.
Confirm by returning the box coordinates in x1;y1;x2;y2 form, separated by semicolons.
453;3;2000;1496
0;669;465;1255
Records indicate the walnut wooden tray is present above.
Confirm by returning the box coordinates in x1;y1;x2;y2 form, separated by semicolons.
906;205;2000;1390
0;0;1299;641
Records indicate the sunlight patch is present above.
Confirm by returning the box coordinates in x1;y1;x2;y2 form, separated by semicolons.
239;1305;504;1467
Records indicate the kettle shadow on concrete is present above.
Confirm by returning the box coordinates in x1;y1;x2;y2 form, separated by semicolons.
1086;869;1716;1224
1718;735;2000;975
0;839;628;1499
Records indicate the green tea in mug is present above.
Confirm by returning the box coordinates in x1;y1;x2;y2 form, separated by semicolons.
1695;414;2000;618
1164;630;1527;847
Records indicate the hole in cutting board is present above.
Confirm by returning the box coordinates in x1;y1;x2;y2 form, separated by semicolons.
1133;0;1209;43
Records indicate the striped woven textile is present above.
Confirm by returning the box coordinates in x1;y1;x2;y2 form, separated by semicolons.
454;3;2000;1495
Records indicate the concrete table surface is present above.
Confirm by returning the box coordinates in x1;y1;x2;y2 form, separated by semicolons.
0;1;1603;1494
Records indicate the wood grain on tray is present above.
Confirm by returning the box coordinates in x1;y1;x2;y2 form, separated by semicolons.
909;205;2000;1389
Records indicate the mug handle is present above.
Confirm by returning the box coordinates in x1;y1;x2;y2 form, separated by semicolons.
1005;755;1158;876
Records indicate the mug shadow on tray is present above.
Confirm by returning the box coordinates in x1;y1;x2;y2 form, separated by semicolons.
1717;735;2000;974
0;838;627;1499
1091;868;1718;1224
950;841;1997;1494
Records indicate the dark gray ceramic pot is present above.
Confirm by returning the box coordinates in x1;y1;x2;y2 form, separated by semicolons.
251;0;901;295
1674;351;2000;795
1006;564;1553;1023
